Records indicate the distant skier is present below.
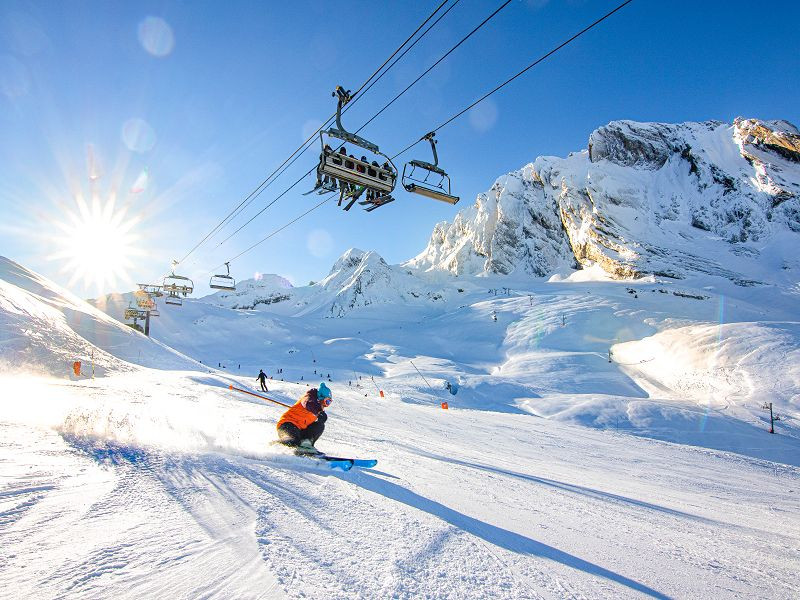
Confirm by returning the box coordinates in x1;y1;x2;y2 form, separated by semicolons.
257;369;269;392
276;382;332;450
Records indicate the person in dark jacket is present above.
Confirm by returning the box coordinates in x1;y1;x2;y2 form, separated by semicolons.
257;369;268;392
276;383;332;450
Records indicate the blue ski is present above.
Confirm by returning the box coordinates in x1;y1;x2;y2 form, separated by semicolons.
322;459;354;471
301;452;377;470
320;456;378;469
289;445;377;470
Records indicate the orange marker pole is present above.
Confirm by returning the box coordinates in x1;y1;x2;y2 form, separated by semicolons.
228;385;292;408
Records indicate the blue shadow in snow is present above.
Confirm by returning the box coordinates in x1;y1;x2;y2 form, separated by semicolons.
63;434;149;466
186;375;232;388
349;472;671;599
405;449;739;530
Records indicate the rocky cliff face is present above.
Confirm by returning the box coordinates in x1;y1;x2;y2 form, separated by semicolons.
406;166;576;276
411;118;800;285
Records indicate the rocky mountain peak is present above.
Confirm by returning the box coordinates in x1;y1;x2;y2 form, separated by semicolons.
411;117;800;286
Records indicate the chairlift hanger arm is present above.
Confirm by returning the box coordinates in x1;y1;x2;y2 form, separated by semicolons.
422;132;439;167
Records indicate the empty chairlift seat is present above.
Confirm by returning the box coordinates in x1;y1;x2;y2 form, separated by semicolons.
209;262;236;291
402;132;459;205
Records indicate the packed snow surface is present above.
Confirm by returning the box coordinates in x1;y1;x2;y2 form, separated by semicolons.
2;253;799;599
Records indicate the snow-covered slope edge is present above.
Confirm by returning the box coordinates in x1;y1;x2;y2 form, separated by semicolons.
0;256;199;375
410;117;800;287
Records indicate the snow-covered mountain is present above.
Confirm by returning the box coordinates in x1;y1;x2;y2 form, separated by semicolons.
411;117;800;287
205;273;293;310
199;248;453;319
316;248;449;317
3;231;800;598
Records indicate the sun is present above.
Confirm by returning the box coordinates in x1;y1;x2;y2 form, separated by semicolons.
51;195;141;294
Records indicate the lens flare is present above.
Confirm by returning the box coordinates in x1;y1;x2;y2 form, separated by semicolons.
122;118;157;153
50;196;141;293
137;17;174;57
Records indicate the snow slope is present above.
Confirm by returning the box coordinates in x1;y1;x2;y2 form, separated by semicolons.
0;257;199;376
3;253;799;597
3;118;800;598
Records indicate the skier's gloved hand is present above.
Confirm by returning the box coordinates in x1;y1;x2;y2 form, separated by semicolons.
316;411;328;424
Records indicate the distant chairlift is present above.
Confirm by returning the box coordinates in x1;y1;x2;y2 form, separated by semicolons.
210;262;236;291
162;260;194;304
124;302;148;321
402;132;459;205
135;291;156;311
310;86;398;212
137;283;163;298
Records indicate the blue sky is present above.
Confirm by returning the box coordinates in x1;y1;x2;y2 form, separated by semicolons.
2;0;799;297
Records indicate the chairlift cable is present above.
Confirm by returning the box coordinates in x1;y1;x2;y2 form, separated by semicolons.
391;0;636;160
177;0;452;265
351;0;462;106
350;0;452;100
219;194;335;268
207;1;470;250
196;1;635;277
212;0;505;248
214;165;317;249
354;0;513;138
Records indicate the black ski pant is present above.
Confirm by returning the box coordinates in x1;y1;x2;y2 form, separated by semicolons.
259;380;268;392
277;420;325;446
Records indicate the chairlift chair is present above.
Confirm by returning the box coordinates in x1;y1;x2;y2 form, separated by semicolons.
310;85;398;212
162;261;194;296
124;303;148;320
402;132;459;205
210;262;236;291
164;292;183;307
134;291;156;310
137;283;163;298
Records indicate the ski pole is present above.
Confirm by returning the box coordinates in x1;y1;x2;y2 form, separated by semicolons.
228;385;291;408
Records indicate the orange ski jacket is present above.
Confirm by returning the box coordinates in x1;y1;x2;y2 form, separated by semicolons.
276;388;326;431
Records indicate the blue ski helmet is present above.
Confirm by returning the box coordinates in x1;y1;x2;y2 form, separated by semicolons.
318;382;332;406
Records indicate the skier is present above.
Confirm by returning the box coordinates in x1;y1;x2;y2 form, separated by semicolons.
276;383;332;451
256;369;269;392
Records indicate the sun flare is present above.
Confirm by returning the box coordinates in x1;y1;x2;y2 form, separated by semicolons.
51;196;141;293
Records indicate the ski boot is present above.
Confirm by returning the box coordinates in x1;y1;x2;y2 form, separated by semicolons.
294;439;320;456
